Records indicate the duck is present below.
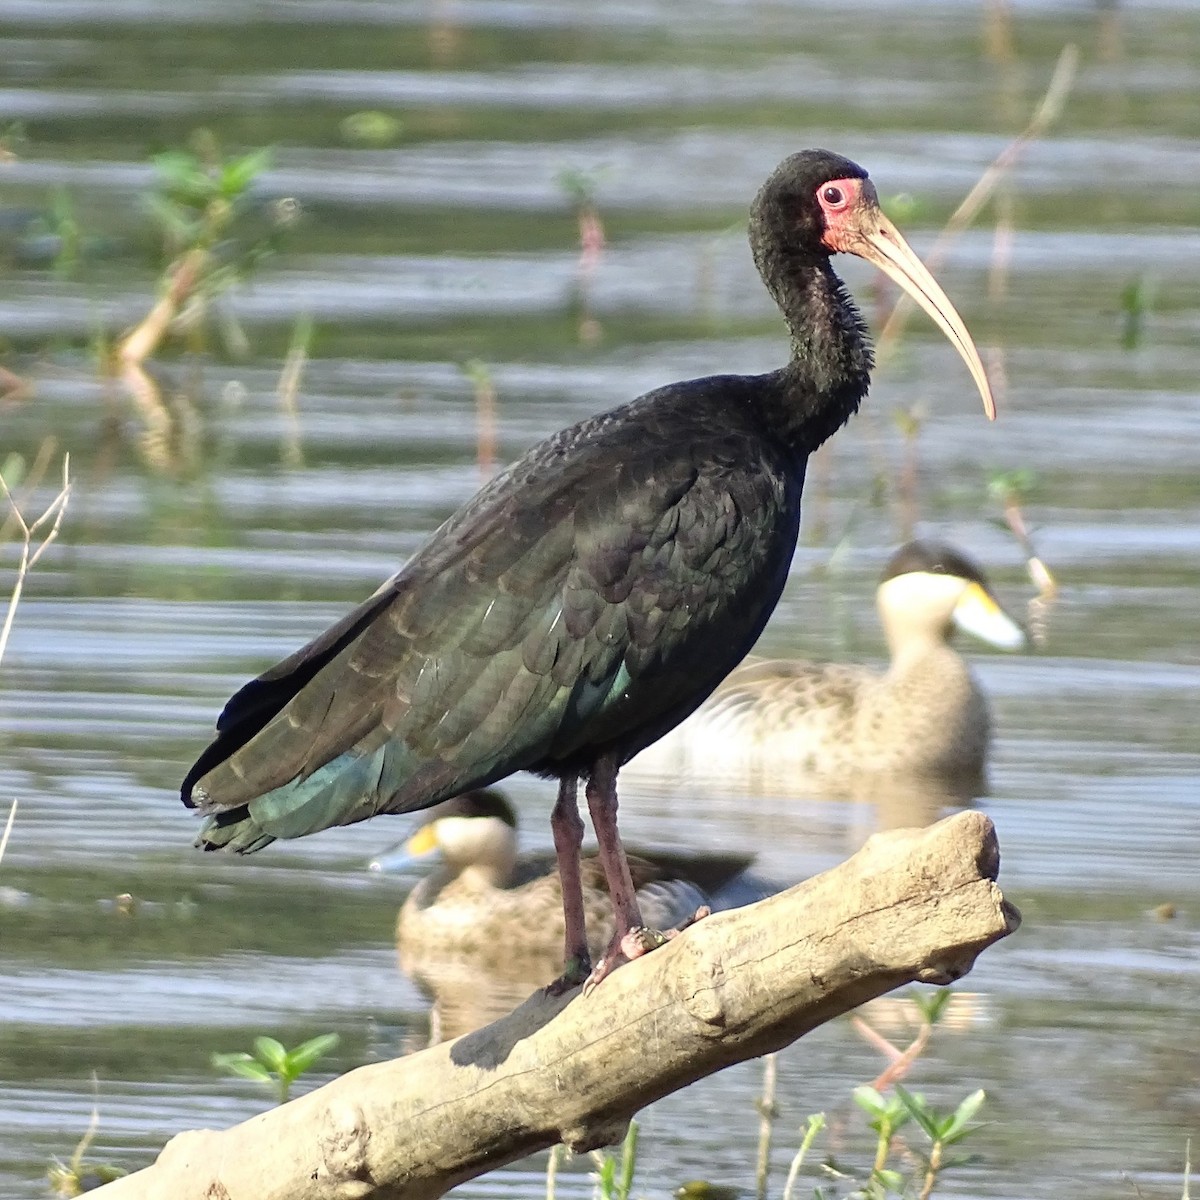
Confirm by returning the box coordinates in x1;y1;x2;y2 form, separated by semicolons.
370;788;769;972
628;540;1027;795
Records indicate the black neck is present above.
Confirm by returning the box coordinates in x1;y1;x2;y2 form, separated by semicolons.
757;258;874;455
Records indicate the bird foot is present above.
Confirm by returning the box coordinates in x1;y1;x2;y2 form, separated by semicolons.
544;951;593;997
582;908;712;995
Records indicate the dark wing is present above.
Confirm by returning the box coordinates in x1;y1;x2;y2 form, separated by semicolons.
185;379;799;851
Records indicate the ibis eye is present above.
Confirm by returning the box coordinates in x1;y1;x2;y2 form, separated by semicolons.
822;185;845;206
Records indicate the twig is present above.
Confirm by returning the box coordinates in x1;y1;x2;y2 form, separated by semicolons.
990;475;1058;646
852;1012;932;1092
545;1142;562;1200
0;362;33;405
0;453;72;668
754;1052;778;1200
0;434;58;542
0;798;16;866
464;360;498;480
917;1139;943;1200
877;43;1079;358
781;1113;826;1200
277;312;312;469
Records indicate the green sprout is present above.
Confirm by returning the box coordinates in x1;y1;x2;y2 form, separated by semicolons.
854;1085;915;1178
894;1085;986;1200
591;1120;639;1200
212;1033;340;1105
340;110;404;146
1119;272;1158;350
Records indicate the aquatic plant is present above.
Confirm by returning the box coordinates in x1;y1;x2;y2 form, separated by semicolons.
667;987;990;1200
1119;273;1158;350
46;1090;127;1196
212;1033;340;1105
590;1120;640;1200
117;130;296;471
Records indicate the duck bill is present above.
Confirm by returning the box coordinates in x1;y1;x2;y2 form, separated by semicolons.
844;202;996;421
368;823;440;873
952;581;1027;650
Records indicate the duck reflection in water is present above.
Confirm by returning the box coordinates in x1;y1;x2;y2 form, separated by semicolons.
370;788;773;1041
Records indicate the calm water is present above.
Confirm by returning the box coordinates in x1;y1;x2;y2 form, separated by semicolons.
1;1;1198;1197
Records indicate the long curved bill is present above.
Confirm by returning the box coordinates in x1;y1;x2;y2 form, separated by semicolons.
841;190;996;420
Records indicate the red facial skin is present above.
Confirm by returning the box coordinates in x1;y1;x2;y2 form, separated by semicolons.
816;176;880;253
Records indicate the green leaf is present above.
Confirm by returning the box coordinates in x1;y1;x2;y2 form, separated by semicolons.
212;1053;273;1084
940;1089;986;1144
153;150;201;187
285;1033;340;1076
852;1085;886;1117
881;192;922;223
672;1183;742;1200
462;358;493;388
143;192;199;241
616;1120;638;1200
340;110;403;146
987;468;1036;503
220;148;273;199
1;453;26;489
911;986;952;1026
153;150;216;207
874;1167;904;1192
594;1152;616;1200
253;1036;288;1074
894;1086;939;1142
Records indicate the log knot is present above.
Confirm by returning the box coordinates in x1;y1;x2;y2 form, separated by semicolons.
678;941;728;1031
319;1099;374;1187
561;1115;631;1154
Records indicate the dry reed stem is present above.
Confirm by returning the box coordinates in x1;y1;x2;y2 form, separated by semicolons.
0;362;33;405
277;315;311;469
0;798;16;866
876;43;1079;359
0;434;59;542
0;453;72;667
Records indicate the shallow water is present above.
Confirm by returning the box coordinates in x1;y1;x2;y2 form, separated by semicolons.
1;0;1198;1197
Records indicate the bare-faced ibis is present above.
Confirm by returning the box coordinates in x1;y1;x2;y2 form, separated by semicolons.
630;540;1026;794
182;149;996;989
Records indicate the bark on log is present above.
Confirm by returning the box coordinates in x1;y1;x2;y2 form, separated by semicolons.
92;811;1019;1200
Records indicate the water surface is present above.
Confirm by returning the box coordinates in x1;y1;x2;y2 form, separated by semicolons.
1;1;1198;1197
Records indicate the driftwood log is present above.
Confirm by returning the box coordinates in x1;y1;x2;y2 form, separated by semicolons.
92;811;1019;1200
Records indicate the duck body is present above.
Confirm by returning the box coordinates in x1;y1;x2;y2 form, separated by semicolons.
662;646;990;789
380;791;761;968
397;846;744;966
632;541;1024;794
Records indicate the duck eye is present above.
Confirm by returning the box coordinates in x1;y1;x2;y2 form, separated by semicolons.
821;185;845;206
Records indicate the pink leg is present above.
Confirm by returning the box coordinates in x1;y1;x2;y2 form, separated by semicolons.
586;754;643;937
546;774;591;993
583;754;661;991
